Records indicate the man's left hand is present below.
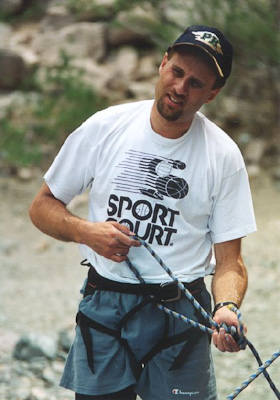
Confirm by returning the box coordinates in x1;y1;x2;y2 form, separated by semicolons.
212;306;245;352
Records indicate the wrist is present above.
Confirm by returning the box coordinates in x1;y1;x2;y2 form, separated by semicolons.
72;218;92;245
212;301;239;317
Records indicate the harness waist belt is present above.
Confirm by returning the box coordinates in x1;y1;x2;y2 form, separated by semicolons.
85;266;204;301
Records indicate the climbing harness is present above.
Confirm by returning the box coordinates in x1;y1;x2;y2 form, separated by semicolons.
125;237;280;399
78;259;207;376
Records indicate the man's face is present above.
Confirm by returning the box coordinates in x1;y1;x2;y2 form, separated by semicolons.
154;51;221;125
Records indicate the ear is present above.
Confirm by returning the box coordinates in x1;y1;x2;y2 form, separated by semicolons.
159;52;169;74
205;88;221;104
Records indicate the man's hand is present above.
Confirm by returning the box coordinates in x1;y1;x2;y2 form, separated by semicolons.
212;306;245;353
80;220;141;262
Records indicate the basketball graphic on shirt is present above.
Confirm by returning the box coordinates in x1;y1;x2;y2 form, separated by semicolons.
155;161;173;177
157;176;189;199
135;203;150;218
112;150;189;200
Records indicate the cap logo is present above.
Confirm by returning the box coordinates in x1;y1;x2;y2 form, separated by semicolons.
192;31;223;54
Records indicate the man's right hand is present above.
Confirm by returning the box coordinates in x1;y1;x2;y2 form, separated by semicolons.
79;220;141;262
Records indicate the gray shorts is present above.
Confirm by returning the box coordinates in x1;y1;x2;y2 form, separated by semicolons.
60;283;217;400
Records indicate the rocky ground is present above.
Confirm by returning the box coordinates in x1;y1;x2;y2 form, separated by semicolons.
0;171;280;400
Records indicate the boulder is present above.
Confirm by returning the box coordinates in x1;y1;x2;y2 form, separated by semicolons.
113;46;139;79
14;333;58;361
243;139;268;165
67;0;116;22
32;22;107;66
0;0;23;16
0;23;12;48
0;50;27;89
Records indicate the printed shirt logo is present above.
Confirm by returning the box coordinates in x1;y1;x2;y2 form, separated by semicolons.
192;30;223;54
106;150;189;246
112;150;189;200
172;388;199;396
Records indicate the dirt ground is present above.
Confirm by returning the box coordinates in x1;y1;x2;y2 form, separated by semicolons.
0;171;280;399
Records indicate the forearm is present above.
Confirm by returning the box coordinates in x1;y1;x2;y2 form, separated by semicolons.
212;255;248;307
211;240;248;352
29;186;87;244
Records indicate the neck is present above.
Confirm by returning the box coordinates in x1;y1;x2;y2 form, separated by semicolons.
150;102;193;139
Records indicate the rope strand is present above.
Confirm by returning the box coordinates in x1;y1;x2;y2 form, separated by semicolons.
126;236;280;399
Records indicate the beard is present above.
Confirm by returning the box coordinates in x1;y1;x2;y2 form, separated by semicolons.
156;95;183;121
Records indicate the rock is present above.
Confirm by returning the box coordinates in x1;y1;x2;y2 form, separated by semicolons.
0;23;12;48
14;333;58;361
247;164;261;180
271;165;280;181
113;46;139;79
40;4;75;31
237;132;252;149
0;329;20;356
32;22;107;66
17;167;34;181
67;0;116;22
8;22;41;68
243;139;268;165
127;80;156;100
107;26;153;48
29;357;48;375
51;360;65;375
0;49;27;90
35;240;52;253
137;55;158;80
30;387;50;400
0;0;23;16
42;365;56;385
71;58;113;94
58;328;75;352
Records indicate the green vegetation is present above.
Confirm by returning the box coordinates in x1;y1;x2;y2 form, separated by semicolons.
0;54;108;168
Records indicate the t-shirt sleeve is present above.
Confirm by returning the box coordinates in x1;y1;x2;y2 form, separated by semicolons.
209;167;257;243
44;121;96;204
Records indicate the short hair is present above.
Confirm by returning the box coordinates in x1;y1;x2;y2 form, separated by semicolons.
167;46;226;89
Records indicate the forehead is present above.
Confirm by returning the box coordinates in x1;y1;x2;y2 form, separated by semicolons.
167;51;217;81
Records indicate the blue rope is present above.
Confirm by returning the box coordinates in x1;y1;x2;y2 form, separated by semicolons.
227;350;280;399
126;236;280;399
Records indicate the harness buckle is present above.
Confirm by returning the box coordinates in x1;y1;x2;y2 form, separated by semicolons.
160;282;181;302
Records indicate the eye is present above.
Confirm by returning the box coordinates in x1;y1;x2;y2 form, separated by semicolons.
189;78;204;89
172;67;183;77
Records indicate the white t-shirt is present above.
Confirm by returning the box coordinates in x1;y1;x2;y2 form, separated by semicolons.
45;100;256;283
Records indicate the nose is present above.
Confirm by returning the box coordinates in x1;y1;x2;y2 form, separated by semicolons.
173;78;188;97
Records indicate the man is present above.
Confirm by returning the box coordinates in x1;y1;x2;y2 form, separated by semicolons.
29;25;256;400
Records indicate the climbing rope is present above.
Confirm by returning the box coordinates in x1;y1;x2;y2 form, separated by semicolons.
126;236;280;399
226;350;280;399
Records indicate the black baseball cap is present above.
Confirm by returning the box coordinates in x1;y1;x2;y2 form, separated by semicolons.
167;25;233;80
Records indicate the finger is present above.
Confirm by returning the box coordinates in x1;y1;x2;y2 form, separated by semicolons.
109;245;130;254
110;254;128;263
225;334;240;352
215;328;226;352
215;329;240;353
212;330;219;348
115;233;141;247
111;223;141;247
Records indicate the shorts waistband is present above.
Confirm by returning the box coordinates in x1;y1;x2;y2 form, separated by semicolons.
85;265;204;301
